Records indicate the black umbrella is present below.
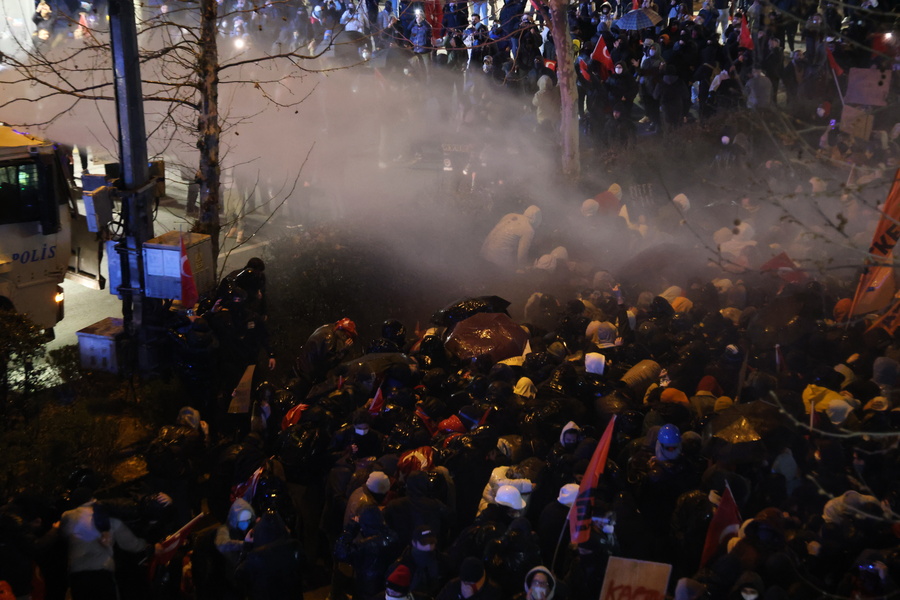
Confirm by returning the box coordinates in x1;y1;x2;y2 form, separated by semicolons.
616;7;662;30
745;294;809;349
703;400;795;462
431;296;511;327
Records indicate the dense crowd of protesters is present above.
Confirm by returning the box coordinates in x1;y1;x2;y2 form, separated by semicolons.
3;0;900;598
8;172;900;600
20;0;900;149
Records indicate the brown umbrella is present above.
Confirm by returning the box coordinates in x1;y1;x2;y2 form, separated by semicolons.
444;312;529;362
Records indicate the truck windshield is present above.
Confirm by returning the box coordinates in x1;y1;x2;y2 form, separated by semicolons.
0;161;41;225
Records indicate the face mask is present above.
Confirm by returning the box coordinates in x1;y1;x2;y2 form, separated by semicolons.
615;67;623;74
721;136;731;144
236;509;253;531
816;107;826;117
649;49;656;56
483;64;492;73
741;591;759;600
354;427;369;436
531;587;548;600
657;441;681;461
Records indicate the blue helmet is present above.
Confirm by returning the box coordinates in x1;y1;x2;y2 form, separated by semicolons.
657;423;681;447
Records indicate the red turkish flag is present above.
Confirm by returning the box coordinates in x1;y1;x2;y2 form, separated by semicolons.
699;484;742;568
591;36;615;73
147;513;209;582
760;251;807;284
826;46;844;76
367;385;385;416
180;235;199;309
739;14;754;50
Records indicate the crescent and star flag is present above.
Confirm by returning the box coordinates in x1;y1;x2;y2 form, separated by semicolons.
739;14;754;50
591;36;615;77
699;483;742;568
851;169;900;317
180;234;199;309
569;415;616;544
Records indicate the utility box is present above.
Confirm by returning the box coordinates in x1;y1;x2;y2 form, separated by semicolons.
81;173;108;193
76;317;123;373
142;231;214;301
83;186;113;232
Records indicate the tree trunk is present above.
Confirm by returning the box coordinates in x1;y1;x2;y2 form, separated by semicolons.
547;0;580;181
195;0;222;270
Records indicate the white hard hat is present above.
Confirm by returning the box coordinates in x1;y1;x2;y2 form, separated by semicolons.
495;485;526;509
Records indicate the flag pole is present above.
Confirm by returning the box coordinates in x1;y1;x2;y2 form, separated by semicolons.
551;504;573;574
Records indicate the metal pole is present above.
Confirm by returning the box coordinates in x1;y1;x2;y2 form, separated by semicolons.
109;0;157;372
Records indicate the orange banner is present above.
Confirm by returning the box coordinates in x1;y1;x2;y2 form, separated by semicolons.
868;294;900;336
851;265;896;316
851;169;900;316
867;169;900;259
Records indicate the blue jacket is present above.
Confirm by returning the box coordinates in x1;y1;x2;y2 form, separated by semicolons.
409;18;432;53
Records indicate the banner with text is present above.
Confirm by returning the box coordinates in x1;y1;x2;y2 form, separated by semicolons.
598;556;672;600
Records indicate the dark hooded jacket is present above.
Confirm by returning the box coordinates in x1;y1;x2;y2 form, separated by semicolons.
392;544;451;598
334;506;401;599
384;470;455;547
483;518;543;596
235;513;305;600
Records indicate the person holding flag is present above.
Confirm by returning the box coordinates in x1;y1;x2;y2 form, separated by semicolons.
562;417;618;600
568;415;617;545
590;32;615;79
